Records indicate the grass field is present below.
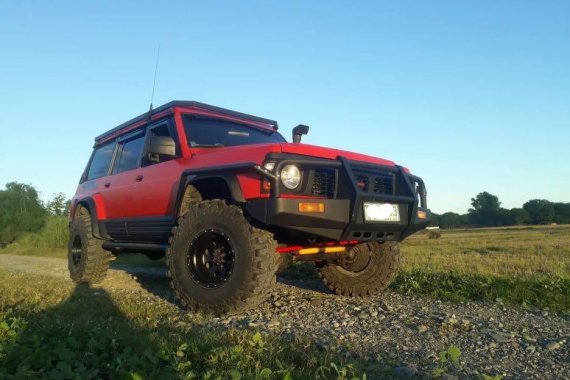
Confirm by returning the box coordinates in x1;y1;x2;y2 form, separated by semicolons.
2;224;569;312
0;271;369;379
394;225;570;312
1;225;568;378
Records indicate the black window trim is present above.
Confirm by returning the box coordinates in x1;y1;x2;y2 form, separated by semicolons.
81;115;178;182
110;127;147;175
81;139;118;183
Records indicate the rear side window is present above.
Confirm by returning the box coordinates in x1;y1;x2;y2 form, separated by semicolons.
112;135;146;174
86;142;116;181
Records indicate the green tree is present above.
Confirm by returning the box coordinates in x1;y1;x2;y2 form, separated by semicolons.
553;202;570;224
0;182;47;245
508;208;531;225
437;212;468;228
468;192;502;226
46;192;70;216
523;199;555;225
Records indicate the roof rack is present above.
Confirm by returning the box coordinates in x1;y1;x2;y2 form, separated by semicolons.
95;100;279;142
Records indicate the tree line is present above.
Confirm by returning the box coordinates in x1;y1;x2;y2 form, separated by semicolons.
0;182;69;246
432;192;570;229
1;183;569;246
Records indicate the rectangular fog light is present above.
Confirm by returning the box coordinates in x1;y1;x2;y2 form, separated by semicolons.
298;202;325;213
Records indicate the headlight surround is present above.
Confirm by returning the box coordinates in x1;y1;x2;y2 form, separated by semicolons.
280;164;302;190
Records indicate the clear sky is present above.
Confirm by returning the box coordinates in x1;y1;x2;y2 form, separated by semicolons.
1;1;568;214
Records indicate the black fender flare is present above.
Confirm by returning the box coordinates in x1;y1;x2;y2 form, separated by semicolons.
72;197;108;239
172;164;257;218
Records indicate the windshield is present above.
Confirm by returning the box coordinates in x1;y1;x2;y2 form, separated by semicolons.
183;115;286;147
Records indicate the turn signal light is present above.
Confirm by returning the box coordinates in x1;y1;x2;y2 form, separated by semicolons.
417;210;427;219
298;202;325;213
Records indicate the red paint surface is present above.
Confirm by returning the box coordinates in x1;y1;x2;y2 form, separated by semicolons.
73;104;406;227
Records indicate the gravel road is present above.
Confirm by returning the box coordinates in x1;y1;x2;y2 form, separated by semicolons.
1;254;568;379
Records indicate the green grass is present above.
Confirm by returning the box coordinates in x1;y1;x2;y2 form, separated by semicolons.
396;225;570;312
0;271;373;380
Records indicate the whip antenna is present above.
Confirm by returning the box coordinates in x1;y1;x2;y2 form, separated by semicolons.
149;45;161;115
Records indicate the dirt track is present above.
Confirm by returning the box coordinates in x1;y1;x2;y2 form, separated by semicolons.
1;254;568;379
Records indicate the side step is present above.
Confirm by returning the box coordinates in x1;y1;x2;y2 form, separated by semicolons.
102;241;168;253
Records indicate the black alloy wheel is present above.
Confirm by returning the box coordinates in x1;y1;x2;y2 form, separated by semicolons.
187;229;235;288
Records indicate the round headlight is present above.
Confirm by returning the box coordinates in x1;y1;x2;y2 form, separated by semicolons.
280;165;301;189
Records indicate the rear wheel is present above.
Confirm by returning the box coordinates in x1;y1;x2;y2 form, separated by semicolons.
166;200;278;314
68;206;114;284
318;242;400;297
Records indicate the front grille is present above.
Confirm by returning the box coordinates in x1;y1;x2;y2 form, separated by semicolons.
353;167;395;195
373;173;394;194
312;168;336;197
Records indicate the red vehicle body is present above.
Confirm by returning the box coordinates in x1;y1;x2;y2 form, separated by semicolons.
69;101;430;313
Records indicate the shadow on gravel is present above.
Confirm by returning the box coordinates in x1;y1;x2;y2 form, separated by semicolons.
109;255;335;306
277;276;333;294
0;285;175;378
108;258;178;305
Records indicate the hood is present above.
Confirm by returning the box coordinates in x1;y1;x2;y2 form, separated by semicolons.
279;143;396;167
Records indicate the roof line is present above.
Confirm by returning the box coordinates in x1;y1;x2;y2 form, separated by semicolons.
95;100;279;142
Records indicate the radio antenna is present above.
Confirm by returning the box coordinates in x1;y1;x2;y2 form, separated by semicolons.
148;45;161;116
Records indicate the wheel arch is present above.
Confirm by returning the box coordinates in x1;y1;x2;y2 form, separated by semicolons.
174;172;245;218
71;197;106;239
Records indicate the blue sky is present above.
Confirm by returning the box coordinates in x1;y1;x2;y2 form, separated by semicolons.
0;1;568;213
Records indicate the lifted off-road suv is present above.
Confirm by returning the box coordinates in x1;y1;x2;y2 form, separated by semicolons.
69;101;430;313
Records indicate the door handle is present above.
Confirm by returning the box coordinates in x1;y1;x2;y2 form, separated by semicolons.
104;182;111;188
135;175;144;182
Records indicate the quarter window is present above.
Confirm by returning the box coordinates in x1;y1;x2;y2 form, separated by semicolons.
86;142;116;181
112;135;146;174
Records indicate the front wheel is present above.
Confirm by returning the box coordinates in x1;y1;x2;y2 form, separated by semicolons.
166;200;278;314
318;242;400;297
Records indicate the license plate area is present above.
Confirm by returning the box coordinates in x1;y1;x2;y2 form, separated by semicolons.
363;202;400;222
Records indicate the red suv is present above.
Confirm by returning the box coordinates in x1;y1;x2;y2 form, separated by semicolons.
69;101;430;313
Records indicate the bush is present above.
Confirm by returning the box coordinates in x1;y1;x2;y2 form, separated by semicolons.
4;217;68;252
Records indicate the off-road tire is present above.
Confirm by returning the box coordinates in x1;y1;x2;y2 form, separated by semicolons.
318;242;400;297
68;206;113;284
276;251;293;274
166;200;278;314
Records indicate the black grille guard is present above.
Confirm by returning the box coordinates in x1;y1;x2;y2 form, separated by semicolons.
251;156;428;237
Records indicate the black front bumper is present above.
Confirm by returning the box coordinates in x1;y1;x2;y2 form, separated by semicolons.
246;156;431;242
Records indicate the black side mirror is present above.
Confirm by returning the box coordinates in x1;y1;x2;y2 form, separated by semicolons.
148;135;176;157
292;124;309;143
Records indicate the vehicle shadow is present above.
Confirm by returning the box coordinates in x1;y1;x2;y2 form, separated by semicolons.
109;256;334;305
276;275;334;294
1;284;175;378
109;258;178;304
